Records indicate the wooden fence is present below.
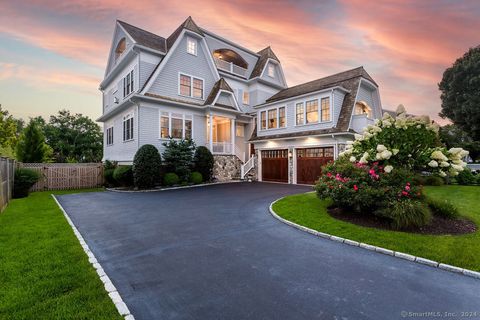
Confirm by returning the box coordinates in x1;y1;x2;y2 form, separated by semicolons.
19;163;104;192
0;157;16;212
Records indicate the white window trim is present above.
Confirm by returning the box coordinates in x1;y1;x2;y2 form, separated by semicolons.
267;64;275;78
106;126;114;146
186;37;197;56
178;72;205;100
159;112;194;140
122;112;134;142
259;106;287;131
243;91;250;105
294;94;333;127
123;69;134;98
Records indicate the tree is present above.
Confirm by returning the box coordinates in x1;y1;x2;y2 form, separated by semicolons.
439;46;480;140
16;120;52;162
44;110;102;162
0;105;18;157
439;124;480;161
162;139;196;182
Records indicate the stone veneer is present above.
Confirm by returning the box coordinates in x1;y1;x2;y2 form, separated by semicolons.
213;155;243;181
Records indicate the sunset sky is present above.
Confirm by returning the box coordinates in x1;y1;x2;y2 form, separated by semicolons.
1;0;479;124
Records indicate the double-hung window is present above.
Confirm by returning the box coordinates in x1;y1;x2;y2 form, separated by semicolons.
306;99;318;124
123;70;134;97
179;74;203;99
268;109;277;129
260;111;266;130
321;97;330;122
160;112;193;139
243;91;249;105
296;102;304;125
279;107;286;128
106;127;114;145
123;113;134;141
187;37;197;55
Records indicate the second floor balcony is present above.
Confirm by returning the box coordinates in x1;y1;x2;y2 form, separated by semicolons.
213;49;248;78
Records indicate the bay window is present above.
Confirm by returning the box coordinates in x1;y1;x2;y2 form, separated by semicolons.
268;109;277;129
260;111;266;130
296;102;304;125
279;107;286;128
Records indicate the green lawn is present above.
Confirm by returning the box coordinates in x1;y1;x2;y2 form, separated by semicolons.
0;190;122;320
273;185;480;271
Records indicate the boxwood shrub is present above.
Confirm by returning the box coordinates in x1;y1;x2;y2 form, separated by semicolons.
193;146;214;182
190;171;203;184
163;172;180;186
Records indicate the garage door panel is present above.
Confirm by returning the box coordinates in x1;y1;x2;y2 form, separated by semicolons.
296;147;334;185
262;150;288;183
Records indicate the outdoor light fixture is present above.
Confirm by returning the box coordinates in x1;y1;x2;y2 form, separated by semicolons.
288;151;293;158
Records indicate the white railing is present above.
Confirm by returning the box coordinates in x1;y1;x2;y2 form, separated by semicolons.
241;156;256;180
211;142;233;154
213;57;247;77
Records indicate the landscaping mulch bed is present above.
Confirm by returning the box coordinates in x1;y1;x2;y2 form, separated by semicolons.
328;207;477;235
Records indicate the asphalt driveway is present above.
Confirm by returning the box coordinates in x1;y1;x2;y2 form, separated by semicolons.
57;182;480;320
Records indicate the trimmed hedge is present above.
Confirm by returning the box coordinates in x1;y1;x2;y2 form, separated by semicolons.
13;168;40;198
133;144;162;189
113;166;133;187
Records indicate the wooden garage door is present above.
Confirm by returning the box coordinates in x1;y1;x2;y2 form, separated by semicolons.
262;150;288;183
296;147;334;185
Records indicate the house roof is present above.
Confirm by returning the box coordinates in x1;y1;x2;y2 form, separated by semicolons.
117;20;166;53
251;67;378;138
266;67;376;103
166;16;204;50
204;78;234;105
250;46;280;79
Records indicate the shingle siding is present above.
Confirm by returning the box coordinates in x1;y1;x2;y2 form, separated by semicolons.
147;35;217;105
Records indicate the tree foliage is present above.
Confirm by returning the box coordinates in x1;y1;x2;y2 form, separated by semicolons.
16;120;52;163
162;139;196;182
44;110;103;162
133;144;162;189
193;146;214;181
439;46;480;140
439;124;480;162
0;105;19;157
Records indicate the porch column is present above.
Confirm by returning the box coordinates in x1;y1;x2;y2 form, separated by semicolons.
209;113;213;152
231;118;236;155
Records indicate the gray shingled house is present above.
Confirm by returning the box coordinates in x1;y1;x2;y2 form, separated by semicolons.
98;17;382;184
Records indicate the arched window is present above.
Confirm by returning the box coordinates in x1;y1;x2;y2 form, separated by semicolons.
355;101;373;118
213;49;248;69
115;38;126;62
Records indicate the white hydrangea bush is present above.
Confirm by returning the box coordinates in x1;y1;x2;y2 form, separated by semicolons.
340;105;468;176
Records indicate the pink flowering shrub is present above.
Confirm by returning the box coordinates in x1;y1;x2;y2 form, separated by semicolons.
315;159;423;225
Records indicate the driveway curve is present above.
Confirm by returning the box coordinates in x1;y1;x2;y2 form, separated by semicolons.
57;182;480;320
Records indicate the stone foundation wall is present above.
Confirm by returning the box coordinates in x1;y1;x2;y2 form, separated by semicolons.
213;155;242;182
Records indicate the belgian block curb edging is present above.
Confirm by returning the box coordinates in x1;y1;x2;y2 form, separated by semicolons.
269;197;480;281
52;195;135;320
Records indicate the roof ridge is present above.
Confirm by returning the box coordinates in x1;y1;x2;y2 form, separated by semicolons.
283;66;365;91
117;20;166;41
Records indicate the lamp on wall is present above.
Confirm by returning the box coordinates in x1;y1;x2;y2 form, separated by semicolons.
288;151;293;158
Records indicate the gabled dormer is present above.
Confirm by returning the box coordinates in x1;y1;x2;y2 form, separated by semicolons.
250;47;287;88
141;17;220;105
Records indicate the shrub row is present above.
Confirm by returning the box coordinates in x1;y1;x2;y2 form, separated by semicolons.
104;141;214;189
